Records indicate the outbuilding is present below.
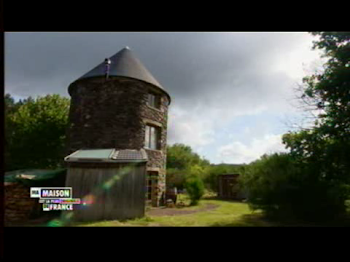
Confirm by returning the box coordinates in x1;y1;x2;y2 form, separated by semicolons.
217;174;246;200
64;148;148;222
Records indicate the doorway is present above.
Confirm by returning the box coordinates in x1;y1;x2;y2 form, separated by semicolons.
146;171;159;206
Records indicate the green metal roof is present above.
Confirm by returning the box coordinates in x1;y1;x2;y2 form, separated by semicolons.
67;149;114;159
65;149;148;163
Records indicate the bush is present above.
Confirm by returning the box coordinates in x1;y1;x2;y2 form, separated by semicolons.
241;153;350;221
184;166;205;205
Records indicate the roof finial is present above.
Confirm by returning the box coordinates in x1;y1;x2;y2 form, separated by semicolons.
104;58;111;79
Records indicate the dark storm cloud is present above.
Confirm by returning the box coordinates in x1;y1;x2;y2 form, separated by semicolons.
5;32;306;103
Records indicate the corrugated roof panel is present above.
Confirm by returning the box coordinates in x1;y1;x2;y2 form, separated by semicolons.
65;149;147;163
68;149;114;160
113;150;145;160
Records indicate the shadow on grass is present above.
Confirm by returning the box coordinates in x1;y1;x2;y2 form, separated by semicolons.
209;213;275;227
202;196;245;203
209;213;350;227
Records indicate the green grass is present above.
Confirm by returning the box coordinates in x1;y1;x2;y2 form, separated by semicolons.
74;196;273;227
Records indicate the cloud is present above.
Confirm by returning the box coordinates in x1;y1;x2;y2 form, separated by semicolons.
167;106;215;148
5;32;323;164
218;134;288;164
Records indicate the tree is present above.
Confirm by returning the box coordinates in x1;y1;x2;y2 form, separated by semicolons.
167;143;209;170
166;168;187;190
281;32;350;218
5;94;70;171
166;144;209;189
288;33;350;182
5;94;20;171
241;33;350;221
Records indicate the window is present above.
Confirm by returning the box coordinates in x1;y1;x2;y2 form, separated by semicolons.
147;93;160;109
145;125;160;150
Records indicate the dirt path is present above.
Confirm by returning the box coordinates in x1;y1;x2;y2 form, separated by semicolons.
146;203;219;217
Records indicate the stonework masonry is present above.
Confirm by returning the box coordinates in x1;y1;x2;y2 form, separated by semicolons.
5;182;41;224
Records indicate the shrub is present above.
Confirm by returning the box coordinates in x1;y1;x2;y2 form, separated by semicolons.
241;153;350;221
184;166;205;205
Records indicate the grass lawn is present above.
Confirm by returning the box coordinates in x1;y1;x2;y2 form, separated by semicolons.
73;194;274;227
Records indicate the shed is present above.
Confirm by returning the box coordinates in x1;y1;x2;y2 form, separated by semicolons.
217;174;244;200
64;148;148;222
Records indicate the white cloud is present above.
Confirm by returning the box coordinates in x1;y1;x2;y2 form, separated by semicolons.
167;106;215;149
218;134;288;164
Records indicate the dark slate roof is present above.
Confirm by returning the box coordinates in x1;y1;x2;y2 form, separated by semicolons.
78;47;167;92
64;148;148;163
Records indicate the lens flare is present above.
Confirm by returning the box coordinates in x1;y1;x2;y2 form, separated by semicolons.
102;180;114;190
82;194;95;205
47;219;62;227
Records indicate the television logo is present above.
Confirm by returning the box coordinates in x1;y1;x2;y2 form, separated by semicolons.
30;188;41;198
30;187;73;199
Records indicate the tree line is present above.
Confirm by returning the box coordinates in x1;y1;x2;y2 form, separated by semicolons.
5;94;70;171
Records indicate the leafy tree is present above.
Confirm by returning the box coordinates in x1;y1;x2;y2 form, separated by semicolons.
297;32;350;162
283;32;350;214
5;94;70;171
166;168;187;190
241;32;350;221
166;144;209;189
5;94;20;170
167;143;209;170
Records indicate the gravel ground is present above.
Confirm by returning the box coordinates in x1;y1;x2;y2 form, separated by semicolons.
146;203;219;217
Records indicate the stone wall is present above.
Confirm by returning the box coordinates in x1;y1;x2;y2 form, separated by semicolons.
5;182;40;224
67;77;147;153
142;94;169;206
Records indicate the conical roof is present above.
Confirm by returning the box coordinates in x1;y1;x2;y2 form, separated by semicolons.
78;47;169;97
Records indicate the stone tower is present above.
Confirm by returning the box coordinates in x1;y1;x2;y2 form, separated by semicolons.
66;47;171;207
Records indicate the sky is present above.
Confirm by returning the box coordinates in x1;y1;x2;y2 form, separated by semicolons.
4;32;325;164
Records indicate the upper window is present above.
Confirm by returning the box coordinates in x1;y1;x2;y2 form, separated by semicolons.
147;93;160;109
145;125;160;150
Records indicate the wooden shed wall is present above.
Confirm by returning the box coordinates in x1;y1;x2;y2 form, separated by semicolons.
64;163;146;222
217;174;241;199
